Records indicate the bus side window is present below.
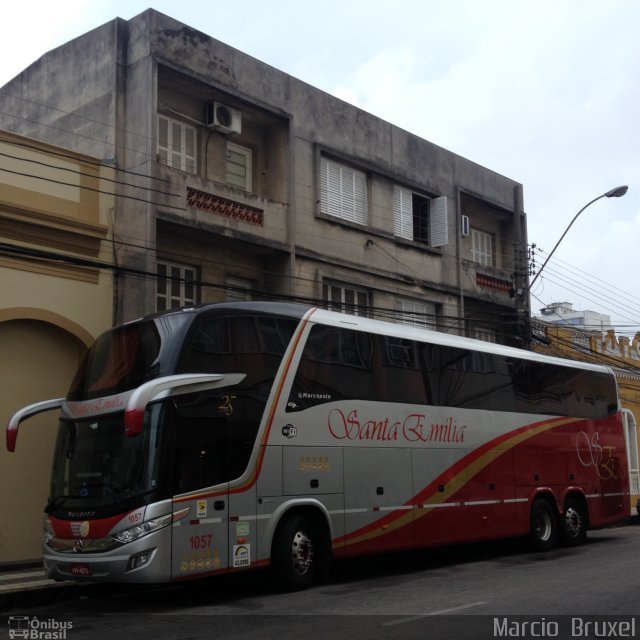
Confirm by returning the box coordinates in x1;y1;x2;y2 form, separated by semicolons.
287;326;374;411
375;336;429;405
422;345;514;410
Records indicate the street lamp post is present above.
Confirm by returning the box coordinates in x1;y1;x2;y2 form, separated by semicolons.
530;185;628;288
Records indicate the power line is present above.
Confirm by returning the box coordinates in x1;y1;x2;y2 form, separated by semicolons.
0;139;186;211
0;239;527;334
0;91;529;339
530;245;639;308
529;244;640;333
0;135;172;186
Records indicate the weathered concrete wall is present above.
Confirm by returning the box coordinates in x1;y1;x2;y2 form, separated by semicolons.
0;8;525;331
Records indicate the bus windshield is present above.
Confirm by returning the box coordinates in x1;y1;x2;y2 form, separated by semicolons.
48;403;168;513
49;308;303;514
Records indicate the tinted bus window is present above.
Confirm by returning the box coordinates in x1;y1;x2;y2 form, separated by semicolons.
179;314;298;388
67;321;162;401
288;324;618;419
375;336;429;405
421;345;514;411
289;326;373;410
510;359;617;419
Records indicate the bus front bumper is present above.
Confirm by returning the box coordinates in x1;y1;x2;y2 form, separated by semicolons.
43;529;172;583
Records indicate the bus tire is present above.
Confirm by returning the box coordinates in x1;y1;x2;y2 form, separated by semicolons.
558;497;587;546
272;513;318;591
529;498;557;552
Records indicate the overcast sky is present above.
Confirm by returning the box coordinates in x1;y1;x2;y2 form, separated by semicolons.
2;1;639;332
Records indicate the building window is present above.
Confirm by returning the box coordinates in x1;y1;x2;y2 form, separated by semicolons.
393;186;448;246
323;281;369;317
157;115;196;173
396;298;437;330
157;261;198;311
471;228;493;266
320;157;368;225
225;276;253;301
470;327;497;343
226;142;253;191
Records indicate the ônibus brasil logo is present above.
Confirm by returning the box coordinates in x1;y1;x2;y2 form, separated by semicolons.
8;616;73;639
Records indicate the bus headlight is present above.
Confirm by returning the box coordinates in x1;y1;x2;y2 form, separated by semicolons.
43;517;54;545
111;513;172;544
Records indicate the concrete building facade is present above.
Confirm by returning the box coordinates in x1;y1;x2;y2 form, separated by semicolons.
0;130;114;564
0;9;528;346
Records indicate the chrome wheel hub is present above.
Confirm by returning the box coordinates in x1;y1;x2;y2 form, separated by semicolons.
291;530;313;576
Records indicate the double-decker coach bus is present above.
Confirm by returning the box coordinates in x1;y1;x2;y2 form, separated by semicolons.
6;302;630;589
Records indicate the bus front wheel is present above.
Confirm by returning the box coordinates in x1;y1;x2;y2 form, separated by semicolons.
272;514;318;591
529;498;557;552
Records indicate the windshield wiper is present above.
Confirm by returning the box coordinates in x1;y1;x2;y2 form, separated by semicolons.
45;495;73;513
104;484;128;509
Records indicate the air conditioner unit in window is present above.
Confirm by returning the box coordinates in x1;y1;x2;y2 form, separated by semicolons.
461;214;470;237
206;102;242;134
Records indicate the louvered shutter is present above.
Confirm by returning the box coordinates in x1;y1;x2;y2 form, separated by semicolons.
320;158;367;225
429;196;448;247
157;116;169;165
350;167;367;225
183;126;196;173
393;186;414;240
170;120;183;169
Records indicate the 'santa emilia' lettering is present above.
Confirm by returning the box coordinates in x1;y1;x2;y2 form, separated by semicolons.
327;408;466;444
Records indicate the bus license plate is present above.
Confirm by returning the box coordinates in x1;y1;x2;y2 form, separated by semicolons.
70;564;92;576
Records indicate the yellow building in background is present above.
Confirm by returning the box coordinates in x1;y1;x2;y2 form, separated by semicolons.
0;130;114;565
532;320;640;516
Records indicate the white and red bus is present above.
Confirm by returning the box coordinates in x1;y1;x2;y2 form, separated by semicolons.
6;302;631;589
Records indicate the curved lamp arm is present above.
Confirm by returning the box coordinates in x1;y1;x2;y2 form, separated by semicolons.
530;185;628;289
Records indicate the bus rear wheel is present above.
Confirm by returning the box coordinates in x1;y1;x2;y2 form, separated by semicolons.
529;498;557;552
272;514;318;591
558;497;587;546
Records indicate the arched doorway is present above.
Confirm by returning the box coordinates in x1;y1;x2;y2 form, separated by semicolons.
0;318;88;564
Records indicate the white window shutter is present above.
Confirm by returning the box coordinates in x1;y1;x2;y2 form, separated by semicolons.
157;116;169;164
184;126;196;173
320;157;367;225
320;158;328;214
393;186;414;240
170;120;183;169
352;168;368;225
429;196;448;247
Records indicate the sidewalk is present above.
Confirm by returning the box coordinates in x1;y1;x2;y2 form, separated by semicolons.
0;565;82;610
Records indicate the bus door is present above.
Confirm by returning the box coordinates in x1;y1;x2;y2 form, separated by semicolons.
169;395;230;578
227;485;256;573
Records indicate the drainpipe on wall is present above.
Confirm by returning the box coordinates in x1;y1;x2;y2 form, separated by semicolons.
455;186;465;337
287;119;296;299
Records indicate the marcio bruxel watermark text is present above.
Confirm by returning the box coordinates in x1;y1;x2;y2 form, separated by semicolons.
8;616;73;639
493;616;638;638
